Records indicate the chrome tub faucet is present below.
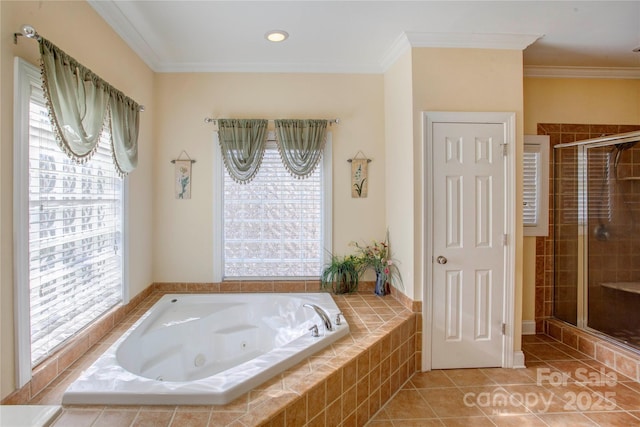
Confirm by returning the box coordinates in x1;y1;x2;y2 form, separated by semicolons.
303;303;334;331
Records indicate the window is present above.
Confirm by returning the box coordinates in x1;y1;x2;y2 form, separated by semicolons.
14;58;125;378
553;146;612;227
213;132;331;280
523;135;550;236
585;148;612;223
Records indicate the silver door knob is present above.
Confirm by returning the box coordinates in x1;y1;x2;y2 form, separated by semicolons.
436;256;448;264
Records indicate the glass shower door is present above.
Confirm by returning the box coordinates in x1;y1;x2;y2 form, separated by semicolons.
586;143;640;347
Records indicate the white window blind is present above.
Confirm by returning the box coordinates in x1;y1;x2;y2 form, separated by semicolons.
27;81;123;365
556;148;580;225
523;150;540;225
586;149;612;223
556;148;611;226
223;141;324;278
523;136;550;236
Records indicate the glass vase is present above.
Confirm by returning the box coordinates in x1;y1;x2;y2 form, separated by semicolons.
375;271;390;296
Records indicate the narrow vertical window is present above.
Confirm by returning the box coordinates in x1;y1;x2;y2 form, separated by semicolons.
523;135;550;236
14;58;125;371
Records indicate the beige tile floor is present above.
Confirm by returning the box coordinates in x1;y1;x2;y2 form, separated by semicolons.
367;335;640;427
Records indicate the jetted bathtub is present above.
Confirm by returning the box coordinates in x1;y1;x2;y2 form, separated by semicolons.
62;293;349;405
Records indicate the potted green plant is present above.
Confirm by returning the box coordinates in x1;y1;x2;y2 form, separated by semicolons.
321;254;360;294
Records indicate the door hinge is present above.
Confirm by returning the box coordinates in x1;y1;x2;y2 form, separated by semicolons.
501;143;508;156
503;233;508;246
502;323;506;335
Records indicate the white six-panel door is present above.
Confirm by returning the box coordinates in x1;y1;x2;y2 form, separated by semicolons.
426;113;515;369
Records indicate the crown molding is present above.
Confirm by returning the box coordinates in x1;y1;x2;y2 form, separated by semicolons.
87;0;161;72
89;0;383;74
405;31;542;51
379;33;412;72
91;4;635;78
524;66;640;79
155;61;382;74
381;31;542;72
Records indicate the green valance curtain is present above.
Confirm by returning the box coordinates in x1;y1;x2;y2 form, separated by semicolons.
109;91;139;174
275;119;328;179
39;38;140;176
217;119;269;183
217;119;329;183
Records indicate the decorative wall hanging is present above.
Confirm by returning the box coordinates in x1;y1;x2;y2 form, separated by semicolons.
348;151;371;198
171;151;196;199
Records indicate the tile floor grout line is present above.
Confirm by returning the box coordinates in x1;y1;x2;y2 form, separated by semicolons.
369;336;640;427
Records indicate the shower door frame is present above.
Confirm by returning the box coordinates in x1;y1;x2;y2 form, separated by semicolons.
553;130;640;339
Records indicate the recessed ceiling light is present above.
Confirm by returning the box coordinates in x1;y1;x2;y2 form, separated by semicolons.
265;30;289;43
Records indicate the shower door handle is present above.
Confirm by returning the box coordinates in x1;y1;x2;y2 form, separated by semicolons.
436;256;448;265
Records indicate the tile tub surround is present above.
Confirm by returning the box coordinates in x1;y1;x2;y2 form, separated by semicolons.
1;280;415;407
7;288;418;426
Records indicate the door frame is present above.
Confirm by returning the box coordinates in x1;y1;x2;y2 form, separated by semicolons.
422;111;519;370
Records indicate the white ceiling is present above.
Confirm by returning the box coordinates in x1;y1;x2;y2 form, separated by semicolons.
88;1;640;74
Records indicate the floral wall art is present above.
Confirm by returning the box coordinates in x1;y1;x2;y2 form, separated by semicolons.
350;155;370;198
172;150;196;200
174;159;192;199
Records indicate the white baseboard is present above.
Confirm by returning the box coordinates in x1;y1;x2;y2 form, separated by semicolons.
512;351;526;369
522;320;536;335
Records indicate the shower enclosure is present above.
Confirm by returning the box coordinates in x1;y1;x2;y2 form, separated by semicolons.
553;130;640;349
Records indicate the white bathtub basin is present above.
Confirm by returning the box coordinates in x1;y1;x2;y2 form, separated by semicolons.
62;293;348;405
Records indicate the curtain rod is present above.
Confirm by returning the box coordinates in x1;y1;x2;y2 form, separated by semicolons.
14;24;145;113
204;118;340;125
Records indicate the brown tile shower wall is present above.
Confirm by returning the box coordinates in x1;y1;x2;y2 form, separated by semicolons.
534;123;640;333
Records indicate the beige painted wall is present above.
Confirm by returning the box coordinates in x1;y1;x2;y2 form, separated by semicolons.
406;48;525;348
383;50;415;299
1;0;154;399
152;73;386;282
524;78;640;133
521;77;640;326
